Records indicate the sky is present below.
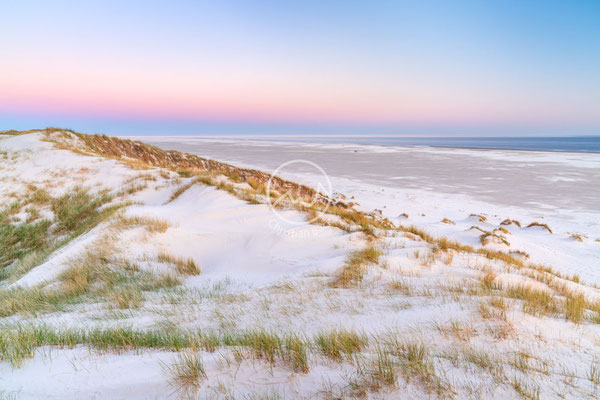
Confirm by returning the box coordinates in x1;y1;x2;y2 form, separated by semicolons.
1;0;599;136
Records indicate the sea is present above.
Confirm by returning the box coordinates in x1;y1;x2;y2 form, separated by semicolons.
247;135;600;153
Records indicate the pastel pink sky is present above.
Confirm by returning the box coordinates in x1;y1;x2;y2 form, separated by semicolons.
1;1;599;135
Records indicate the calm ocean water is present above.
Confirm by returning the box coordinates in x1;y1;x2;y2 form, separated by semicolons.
264;136;600;153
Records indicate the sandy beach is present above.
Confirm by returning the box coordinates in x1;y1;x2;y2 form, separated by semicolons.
2;1;599;398
142;136;600;284
2;129;600;399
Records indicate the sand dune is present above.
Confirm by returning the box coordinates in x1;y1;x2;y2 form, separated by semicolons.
1;129;600;399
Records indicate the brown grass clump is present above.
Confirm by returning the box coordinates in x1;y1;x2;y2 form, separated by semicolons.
437;320;477;342
246;177;266;193
59;265;93;296
398;225;537;273
165;180;195;204
443;253;454;265
441;218;455;225
477;248;524;268
510;250;530;259
390;279;412;295
307;210;352;232
526;222;552;234
434;236;473;253
360;246;382;264
506;285;558;316
469;225;488;234
158;252;201;275
490;296;508;310
27;186;51;205
564;293;586;324
331;246;382;288
323;205;393;235
384;338;446;394
479;232;510;247
110;287;144;309
480;269;499;291
469;213;487;223
569;233;584;242
58;245;114;297
400;225;434;242
115;214;169;233
500;219;521;227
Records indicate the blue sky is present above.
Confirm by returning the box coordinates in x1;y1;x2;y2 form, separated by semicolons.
1;0;599;136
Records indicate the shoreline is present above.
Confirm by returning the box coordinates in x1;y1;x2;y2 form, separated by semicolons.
126;135;600;154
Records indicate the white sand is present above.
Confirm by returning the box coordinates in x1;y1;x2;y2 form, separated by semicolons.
2;132;600;399
142;136;600;285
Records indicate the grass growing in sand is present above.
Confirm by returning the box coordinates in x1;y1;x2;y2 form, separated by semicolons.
164;179;197;204
4;128;600;399
314;329;367;361
0;187;125;282
158;252;201;275
331;246;382;288
166;352;207;395
526;222;553;234
0;243;182;318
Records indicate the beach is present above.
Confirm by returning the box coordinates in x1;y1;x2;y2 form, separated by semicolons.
142;136;600;284
2;129;600;399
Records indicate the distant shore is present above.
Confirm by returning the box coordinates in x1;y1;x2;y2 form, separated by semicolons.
129;135;600;153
